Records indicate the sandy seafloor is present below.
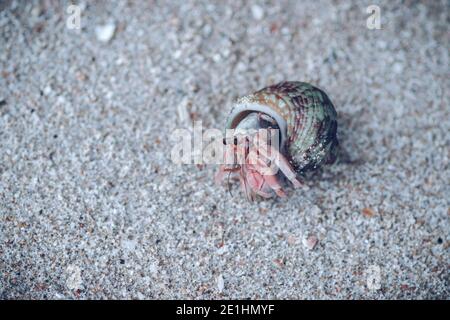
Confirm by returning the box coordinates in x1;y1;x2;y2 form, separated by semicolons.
0;0;448;299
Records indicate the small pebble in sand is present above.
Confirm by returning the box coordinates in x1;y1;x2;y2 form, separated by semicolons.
362;207;376;218
76;71;87;82
95;23;116;43
287;235;297;245
43;85;52;96
65;265;82;290
251;5;264;20
303;235;318;250
273;258;285;268
31;6;41;17
392;62;404;74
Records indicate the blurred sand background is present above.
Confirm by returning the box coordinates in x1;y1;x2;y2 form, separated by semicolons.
0;0;448;299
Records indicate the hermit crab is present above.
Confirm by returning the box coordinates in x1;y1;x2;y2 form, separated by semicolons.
216;81;338;200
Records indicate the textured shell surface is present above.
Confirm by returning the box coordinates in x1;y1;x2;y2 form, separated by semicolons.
226;81;339;173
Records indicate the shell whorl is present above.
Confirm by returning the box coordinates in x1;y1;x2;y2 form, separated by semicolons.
225;81;339;173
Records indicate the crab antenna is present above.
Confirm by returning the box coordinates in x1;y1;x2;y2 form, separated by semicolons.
241;167;249;201
227;170;233;197
241;166;254;202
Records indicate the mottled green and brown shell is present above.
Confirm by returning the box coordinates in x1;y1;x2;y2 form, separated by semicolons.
226;81;338;174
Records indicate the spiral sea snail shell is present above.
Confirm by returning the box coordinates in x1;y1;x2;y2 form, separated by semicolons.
216;81;339;200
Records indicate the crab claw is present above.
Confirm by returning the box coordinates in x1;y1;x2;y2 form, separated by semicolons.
253;130;302;188
216;128;301;200
247;149;287;198
245;165;276;198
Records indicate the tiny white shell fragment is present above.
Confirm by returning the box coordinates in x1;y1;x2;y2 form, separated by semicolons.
43;85;52;96
251;5;264;20
65;264;82;290
95;23;116;43
177;98;191;125
217;245;228;255
217;274;224;292
303;235;318;250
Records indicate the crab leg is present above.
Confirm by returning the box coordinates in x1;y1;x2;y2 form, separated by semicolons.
247;150;287;198
245;165;273;198
239;166;256;201
215;165;229;184
258;146;301;188
253;133;301;188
